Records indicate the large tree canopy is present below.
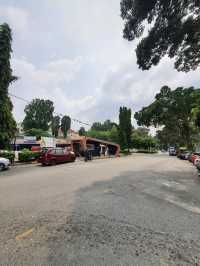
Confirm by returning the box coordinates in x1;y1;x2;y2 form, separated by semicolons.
23;99;54;131
135;86;200;149
0;23;17;148
121;0;200;72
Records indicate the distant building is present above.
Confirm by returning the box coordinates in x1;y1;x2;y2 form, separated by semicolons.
11;129;120;157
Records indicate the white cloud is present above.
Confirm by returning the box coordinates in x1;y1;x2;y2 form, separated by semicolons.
2;0;200;130
9;56;94;128
83;56;200;124
12;56;84;90
0;6;29;35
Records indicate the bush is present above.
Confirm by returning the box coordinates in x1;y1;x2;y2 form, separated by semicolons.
0;151;15;163
18;149;41;162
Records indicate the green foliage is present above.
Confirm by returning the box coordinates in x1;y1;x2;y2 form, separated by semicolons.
135;86;200;149
109;126;119;143
52;116;60;137
132;128;157;150
61;115;71;138
79;127;86;136
119;107;132;151
23;99;54;131
91;120;116;131
156;127;181;150
24;128;51;140
18;149;40;162
192;108;200;129
0;151;15;162
86;120;119;143
86;130;111;141
86;125;119;144
0;23;17;148
121;0;200;72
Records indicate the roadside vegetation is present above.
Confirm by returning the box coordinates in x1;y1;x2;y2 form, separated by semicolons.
81;118;157;153
18;149;40;163
0;24;17;149
135;86;200;150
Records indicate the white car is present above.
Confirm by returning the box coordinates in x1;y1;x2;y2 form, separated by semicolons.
0;157;10;171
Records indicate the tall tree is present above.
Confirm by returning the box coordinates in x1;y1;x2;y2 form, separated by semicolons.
52;116;60;138
192;107;200;129
135;86;200;149
91;122;102;131
121;0;200;72
79;127;86;136
0;23;17;148
102;120;115;131
61;116;71;138
119;107;132;151
23;99;54;131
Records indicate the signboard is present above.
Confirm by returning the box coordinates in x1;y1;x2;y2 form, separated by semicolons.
41;137;56;148
24;136;37;144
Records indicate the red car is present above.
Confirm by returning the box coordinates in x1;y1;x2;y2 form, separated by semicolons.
38;148;76;166
190;152;200;164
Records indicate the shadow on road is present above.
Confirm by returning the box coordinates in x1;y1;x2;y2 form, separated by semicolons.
45;169;200;266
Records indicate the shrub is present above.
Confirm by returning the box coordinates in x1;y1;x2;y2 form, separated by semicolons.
0;151;15;163
18;149;41;162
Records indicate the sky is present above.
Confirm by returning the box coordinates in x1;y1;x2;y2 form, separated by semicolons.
0;0;200;130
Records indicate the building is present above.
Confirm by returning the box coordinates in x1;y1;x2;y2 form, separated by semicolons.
12;130;120;157
71;136;120;157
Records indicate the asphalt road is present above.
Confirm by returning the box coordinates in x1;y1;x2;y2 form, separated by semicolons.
1;154;200;266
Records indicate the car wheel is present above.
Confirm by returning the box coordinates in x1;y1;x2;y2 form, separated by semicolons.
51;160;56;166
0;163;5;171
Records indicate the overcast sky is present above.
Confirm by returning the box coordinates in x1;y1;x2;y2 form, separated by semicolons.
0;0;200;130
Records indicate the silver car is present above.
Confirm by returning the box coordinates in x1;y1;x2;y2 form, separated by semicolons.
0;157;10;171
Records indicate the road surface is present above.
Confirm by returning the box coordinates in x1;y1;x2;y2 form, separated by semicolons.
1;154;200;265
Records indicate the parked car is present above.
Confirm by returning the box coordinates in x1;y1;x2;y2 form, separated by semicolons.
169;147;177;156
0;157;10;171
190;152;200;164
194;156;200;166
195;159;200;171
37;148;76;166
179;151;190;160
188;152;193;162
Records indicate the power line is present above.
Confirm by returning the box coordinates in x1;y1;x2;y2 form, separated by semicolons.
9;93;29;103
9;93;91;127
